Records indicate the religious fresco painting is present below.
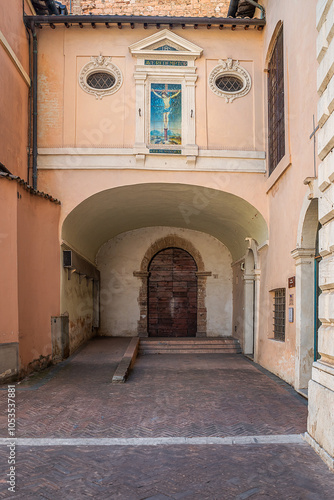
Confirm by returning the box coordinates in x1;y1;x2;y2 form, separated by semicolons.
150;83;182;145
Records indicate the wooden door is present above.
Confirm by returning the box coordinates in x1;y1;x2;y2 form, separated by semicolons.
148;248;197;337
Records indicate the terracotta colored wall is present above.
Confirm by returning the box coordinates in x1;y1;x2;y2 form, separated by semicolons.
0;0;32;178
0;181;19;345
17;187;61;372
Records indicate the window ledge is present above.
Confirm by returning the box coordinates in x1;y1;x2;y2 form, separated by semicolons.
268;337;285;343
266;153;292;193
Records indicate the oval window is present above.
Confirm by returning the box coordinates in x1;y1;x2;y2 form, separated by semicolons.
87;72;116;90
215;75;244;93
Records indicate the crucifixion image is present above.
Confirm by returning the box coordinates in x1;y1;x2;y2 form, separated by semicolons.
151;83;182;144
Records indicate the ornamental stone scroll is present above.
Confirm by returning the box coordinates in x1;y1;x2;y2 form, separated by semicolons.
79;54;123;99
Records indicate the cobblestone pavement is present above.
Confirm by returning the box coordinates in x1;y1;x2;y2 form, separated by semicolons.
1;443;334;499
0;337;333;499
0;338;307;438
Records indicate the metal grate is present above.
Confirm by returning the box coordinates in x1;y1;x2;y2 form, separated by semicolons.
268;28;285;175
87;72;115;90
216;75;243;92
273;288;285;341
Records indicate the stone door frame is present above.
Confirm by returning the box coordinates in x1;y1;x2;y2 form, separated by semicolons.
134;235;211;337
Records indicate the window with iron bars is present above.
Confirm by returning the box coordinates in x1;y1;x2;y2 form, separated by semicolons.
273;288;285;341
268;28;285;175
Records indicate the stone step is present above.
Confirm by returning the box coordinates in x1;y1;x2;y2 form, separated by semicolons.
140;348;242;355
139;337;241;355
140;338;238;344
140;341;239;346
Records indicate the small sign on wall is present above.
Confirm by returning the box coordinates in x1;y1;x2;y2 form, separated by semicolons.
288;276;296;288
289;307;294;323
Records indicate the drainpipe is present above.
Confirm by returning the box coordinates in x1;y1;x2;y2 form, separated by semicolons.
32;26;38;190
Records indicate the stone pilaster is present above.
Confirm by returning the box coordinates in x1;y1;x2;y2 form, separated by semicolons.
291;249;315;390
307;0;334;469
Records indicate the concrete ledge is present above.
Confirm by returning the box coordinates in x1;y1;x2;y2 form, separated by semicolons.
112;338;139;383
304;432;334;470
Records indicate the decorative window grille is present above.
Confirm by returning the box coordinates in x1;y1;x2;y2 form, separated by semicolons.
87;72;115;90
273;288;285;341
268;28;285;174
215;75;243;93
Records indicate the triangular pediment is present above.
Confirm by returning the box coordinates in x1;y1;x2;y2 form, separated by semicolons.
129;30;203;58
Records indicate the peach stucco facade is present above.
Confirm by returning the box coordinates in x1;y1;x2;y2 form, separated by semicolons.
33;1;317;392
1;0;334;468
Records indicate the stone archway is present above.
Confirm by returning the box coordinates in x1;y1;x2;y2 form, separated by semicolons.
134;235;211;337
292;197;319;390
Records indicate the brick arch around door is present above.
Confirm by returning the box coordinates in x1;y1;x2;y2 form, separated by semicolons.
133;235;211;337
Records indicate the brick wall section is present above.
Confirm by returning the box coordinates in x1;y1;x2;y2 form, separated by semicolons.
64;0;230;17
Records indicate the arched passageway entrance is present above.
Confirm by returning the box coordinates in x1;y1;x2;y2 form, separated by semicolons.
148;248;198;337
60;183;268;344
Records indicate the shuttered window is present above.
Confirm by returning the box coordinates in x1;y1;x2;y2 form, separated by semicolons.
268;28;285;174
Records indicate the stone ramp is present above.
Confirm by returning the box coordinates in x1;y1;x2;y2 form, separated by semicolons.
139;337;242;354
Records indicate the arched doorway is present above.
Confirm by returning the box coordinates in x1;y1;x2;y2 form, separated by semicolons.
148;248;198;337
292;197;319;391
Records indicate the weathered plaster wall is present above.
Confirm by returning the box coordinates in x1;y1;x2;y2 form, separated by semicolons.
0;177;61;380
0;0;33;178
61;267;95;354
0;182;19;380
97;227;232;337
17;186;61;373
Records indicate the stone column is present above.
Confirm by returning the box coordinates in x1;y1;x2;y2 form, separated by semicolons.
253;269;261;362
243;273;254;355
306;0;334;469
291;249;315;391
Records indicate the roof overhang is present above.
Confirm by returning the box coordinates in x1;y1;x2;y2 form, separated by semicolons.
24;14;265;31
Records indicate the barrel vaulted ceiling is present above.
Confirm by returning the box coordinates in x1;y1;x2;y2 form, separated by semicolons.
62;183;268;262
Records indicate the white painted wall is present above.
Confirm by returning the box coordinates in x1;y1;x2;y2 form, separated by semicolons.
96;226;232;337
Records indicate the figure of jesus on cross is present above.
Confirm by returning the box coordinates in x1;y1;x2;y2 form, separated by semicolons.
152;84;181;143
